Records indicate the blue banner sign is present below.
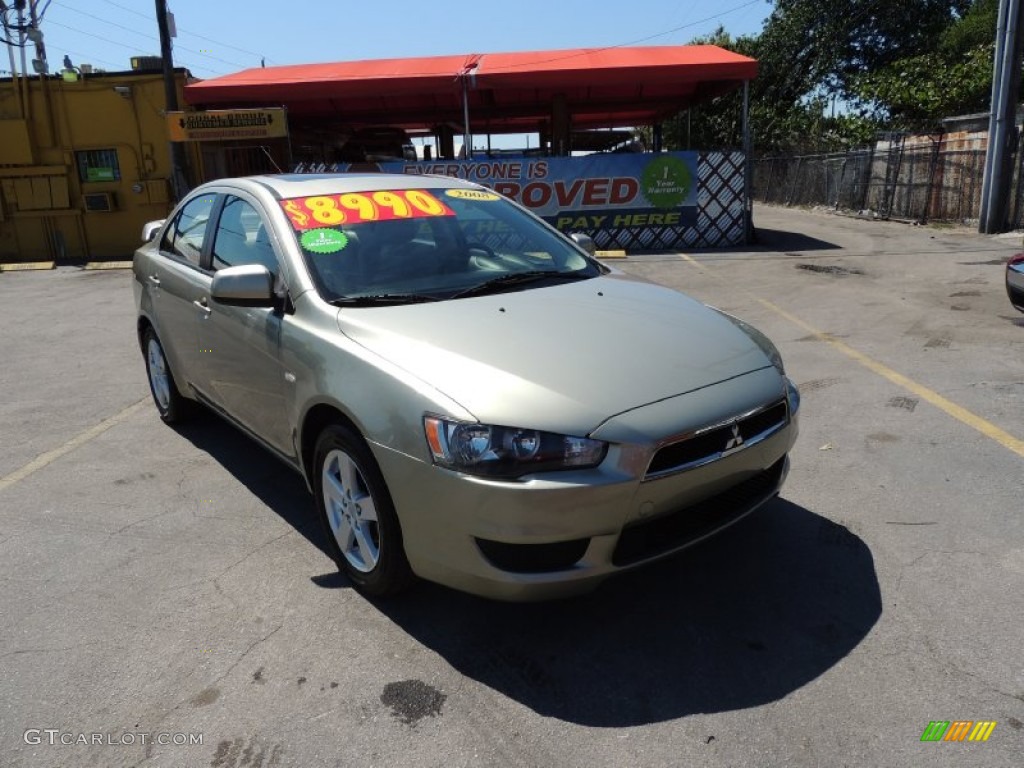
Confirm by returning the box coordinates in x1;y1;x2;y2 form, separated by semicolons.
372;152;699;235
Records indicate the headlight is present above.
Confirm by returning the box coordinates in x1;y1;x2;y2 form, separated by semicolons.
786;377;801;415
715;310;785;374
423;416;607;479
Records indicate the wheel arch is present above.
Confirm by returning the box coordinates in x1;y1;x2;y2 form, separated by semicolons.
299;402;363;487
136;314;154;351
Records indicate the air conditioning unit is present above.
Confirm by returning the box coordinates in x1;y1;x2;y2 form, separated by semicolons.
131;56;163;71
83;192;117;212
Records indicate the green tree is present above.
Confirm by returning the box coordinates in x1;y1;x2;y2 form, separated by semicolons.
850;0;998;127
658;0;986;153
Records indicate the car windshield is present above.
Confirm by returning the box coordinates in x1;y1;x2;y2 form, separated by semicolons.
280;187;601;302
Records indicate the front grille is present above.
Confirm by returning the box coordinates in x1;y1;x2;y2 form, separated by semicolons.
646;400;788;478
612;457;785;566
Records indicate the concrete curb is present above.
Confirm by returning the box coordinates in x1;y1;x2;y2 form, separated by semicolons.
0;261;56;272
84;261;134;270
596;250;627;259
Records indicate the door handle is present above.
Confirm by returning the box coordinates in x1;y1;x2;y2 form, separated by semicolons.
193;297;211;315
147;274;160;286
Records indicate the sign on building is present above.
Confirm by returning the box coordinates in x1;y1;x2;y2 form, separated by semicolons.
167;109;288;142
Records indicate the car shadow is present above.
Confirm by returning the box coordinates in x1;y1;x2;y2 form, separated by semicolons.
168;418;881;726
173;414;333;559
372;498;881;727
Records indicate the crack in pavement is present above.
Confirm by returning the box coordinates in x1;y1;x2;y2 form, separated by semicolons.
0;642;102;660
137;623;285;741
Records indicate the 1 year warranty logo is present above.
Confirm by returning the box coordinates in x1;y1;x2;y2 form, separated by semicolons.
920;721;997;742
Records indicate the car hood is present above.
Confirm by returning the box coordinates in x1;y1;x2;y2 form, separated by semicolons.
336;274;774;435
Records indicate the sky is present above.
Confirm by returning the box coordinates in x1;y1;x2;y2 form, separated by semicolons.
25;0;772;79
12;0;774;151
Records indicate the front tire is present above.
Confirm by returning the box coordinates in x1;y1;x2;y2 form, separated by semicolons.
142;327;189;424
313;424;413;597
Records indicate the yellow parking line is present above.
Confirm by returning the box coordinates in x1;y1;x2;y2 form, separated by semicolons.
678;253;1024;460
0;398;150;493
758;299;1024;458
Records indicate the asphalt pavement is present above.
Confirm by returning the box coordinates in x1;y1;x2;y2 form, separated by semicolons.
1;204;1022;767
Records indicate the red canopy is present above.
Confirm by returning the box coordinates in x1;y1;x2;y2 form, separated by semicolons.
184;45;757;132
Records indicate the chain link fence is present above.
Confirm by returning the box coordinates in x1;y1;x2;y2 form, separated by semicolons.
754;136;1024;229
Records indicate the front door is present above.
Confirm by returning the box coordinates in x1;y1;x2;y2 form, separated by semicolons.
195;194;293;457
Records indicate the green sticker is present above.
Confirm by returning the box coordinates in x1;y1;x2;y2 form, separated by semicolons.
641;156;692;209
301;228;348;254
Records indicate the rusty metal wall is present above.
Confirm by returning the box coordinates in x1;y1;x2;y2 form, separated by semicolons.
754;139;1023;228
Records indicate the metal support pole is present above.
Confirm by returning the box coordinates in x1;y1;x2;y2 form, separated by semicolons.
980;0;1010;230
16;3;30;119
763;158;775;204
742;80;753;242
156;0;189;201
461;75;472;160
922;137;942;223
2;9;23;118
980;0;1024;232
835;155;849;210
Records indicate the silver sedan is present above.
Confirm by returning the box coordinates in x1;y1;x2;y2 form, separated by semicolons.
133;174;799;600
1008;253;1024;313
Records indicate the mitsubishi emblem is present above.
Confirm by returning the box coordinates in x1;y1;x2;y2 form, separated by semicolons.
724;423;744;451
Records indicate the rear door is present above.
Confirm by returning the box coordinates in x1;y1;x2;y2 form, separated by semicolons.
149;193;218;390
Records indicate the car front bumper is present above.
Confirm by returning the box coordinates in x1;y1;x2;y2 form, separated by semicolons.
372;383;799;601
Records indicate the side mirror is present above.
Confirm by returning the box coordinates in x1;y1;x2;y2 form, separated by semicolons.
211;264;275;307
141;219;165;243
570;232;597;256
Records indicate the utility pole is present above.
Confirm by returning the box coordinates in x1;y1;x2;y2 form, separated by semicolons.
1;2;24;117
979;0;1024;233
156;0;189;201
28;0;46;73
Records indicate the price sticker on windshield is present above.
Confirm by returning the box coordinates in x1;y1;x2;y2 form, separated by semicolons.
280;189;455;230
445;189;501;201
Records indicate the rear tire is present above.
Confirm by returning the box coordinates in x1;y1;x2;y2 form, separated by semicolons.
142;327;189;424
313;423;413;597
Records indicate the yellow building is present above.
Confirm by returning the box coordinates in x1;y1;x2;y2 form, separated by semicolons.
0;66;200;262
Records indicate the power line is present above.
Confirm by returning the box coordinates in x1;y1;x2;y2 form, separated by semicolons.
49;6;251;70
43;17;228;75
94;0;275;63
49;5;159;45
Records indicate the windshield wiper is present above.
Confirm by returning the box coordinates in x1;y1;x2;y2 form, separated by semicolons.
331;293;440;307
450;270;588;299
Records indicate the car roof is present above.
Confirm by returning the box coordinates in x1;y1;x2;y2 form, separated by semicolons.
223;173;482;199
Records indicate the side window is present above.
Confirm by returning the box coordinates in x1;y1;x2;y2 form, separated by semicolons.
160;195;215;266
211;196;278;276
